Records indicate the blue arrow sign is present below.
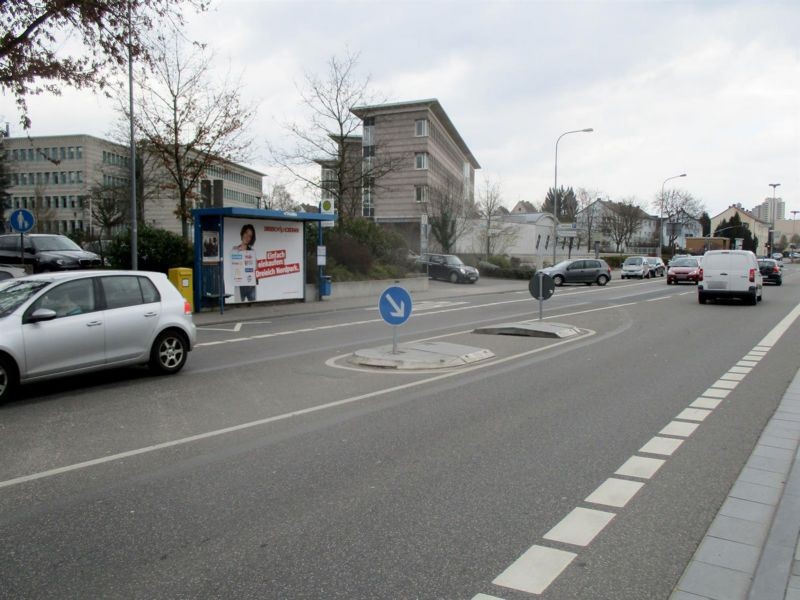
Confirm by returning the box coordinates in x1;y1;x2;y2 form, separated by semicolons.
378;286;412;326
9;209;35;233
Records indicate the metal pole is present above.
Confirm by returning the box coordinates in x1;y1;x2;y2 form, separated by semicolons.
392;325;398;354
538;271;544;321
128;0;138;270
553;128;593;266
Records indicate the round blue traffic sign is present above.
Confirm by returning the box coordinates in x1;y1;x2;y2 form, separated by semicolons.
9;209;35;233
378;286;413;325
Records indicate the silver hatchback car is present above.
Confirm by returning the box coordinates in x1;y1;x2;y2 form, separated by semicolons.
0;270;197;403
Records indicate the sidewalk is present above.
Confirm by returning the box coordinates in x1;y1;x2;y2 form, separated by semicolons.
193;277;800;599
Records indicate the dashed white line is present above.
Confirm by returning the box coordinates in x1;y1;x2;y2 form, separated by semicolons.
729;366;752;374
639;436;684;456
585;478;644;508
676;408;712;422
492;545;577;595
659;421;699;437
720;373;747;381
543;507;616;546
702;388;731;399
615;456;666;479
713;379;739;390
691;398;722;410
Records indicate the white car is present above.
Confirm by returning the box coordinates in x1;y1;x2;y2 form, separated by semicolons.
620;256;651;279
0;270;196;403
698;250;763;305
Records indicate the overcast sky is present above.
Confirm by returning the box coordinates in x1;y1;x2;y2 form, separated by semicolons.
3;0;798;219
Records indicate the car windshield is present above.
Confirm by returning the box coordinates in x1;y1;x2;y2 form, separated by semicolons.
672;258;698;267
552;261;573;269
0;279;50;317
31;236;82;252
624;257;643;265
444;256;464;266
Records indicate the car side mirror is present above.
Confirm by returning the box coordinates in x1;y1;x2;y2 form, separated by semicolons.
27;308;57;323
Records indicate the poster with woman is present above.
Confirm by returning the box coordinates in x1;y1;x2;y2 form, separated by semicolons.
223;218;305;303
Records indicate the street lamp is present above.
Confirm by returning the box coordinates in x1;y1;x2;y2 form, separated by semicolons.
768;183;780;254
553;128;593;264
791;210;798;262
659;173;687;258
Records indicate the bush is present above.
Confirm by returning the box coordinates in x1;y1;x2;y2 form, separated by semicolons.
603;255;627;268
486;254;513;269
480;265;536;280
106;225;193;273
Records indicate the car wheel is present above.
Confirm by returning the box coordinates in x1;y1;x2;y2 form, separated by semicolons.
748;291;758;305
667;279;672;285
553;274;565;286
449;272;459;284
597;275;609;286
0;355;18;405
149;330;189;374
698;293;707;304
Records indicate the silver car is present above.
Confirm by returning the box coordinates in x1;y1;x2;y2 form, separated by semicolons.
0;270;196;403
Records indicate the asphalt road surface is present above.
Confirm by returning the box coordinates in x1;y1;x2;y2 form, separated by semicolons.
1;269;799;599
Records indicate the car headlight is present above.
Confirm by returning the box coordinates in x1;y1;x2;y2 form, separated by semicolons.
459;267;466;273
55;258;66;265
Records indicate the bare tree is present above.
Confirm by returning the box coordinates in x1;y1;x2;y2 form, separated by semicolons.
267;183;296;211
575;188;603;252
89;182;129;240
1;0;205;129
475;178;516;258
601;199;643;252
427;178;472;254
270;51;403;224
30;185;56;233
123;33;256;239
651;189;704;250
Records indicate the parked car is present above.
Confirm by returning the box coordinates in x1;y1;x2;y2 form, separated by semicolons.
0;270;196;404
0;264;27;281
539;258;611;286
0;234;102;273
620;256;651;279
667;257;702;285
758;258;783;286
698;250;762;305
417;253;479;283
645;256;666;277
83;239;114;266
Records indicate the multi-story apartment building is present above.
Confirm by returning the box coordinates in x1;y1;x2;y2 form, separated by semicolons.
345;99;480;249
750;197;785;225
2;134;264;237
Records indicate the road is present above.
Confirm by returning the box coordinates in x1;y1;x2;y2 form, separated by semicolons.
1;269;799;599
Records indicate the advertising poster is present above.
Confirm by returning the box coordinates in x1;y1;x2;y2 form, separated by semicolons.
223;218;305;303
202;231;220;263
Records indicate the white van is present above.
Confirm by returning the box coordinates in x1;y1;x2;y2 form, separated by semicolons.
698;250;762;305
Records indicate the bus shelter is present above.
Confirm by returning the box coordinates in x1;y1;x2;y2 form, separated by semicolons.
192;207;335;313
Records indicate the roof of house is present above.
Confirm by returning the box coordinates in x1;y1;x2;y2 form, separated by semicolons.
711;205;769;225
350;99;480;169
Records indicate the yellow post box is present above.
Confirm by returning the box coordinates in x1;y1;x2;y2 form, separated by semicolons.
168;267;194;312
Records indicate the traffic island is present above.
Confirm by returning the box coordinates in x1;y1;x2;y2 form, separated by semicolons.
350;341;495;370
473;322;581;338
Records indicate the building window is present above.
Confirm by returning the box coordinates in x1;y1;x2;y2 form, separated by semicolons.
362;179;374;218
27;148;34;161
76;146;83;159
68;147;75;160
363;122;374;146
415;119;428;137
545;235;550;250
363;117;375;126
362;145;374;158
536;234;541;249
415;152;428;170
415;185;429;203
321;168;335;183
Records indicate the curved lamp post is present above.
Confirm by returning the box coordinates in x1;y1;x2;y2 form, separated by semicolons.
768;183;780;254
659;173;687;258
553;128;593;264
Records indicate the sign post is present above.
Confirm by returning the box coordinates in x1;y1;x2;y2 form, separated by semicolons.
528;271;555;321
378;286;413;354
9;209;35;268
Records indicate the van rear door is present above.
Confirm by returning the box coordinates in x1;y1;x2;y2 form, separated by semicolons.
701;252;731;291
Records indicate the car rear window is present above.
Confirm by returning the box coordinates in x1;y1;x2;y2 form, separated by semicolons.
101;276;160;309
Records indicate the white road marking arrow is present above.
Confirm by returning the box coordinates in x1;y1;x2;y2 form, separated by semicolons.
386;294;405;317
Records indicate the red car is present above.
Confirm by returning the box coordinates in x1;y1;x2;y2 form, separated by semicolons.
667;257;702;285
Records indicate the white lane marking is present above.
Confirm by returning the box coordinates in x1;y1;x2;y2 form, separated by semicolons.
729;366;752;374
646;296;670;302
758;302;800;346
585;478;644;508
702;388;730;399
659;421;699;437
691;398;722;410
639;436;684;456
754;346;771;351
713;379;739;390
748;350;768;356
0;330;595;491
743;355;763;361
492;545;577;595
198;322;244;332
720;373;746;381
543;507;616;547
737;360;759;367
615;456;666;479
676;408;712;421
472;595;506;600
